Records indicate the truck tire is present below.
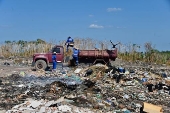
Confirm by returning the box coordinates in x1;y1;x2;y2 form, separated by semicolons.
35;60;47;70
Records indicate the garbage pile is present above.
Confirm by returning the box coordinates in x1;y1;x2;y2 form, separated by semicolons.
0;63;170;113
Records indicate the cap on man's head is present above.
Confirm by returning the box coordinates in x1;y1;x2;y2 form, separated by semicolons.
53;51;56;54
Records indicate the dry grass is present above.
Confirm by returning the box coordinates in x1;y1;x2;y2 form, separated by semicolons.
0;38;170;65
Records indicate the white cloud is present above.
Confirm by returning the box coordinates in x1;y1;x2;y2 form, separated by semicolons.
116;26;126;29
89;14;94;17
107;8;122;12
89;24;104;29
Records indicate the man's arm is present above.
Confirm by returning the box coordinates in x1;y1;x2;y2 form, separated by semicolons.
65;40;68;45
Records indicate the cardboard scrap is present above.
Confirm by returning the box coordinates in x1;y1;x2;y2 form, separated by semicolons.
143;102;163;113
165;80;170;85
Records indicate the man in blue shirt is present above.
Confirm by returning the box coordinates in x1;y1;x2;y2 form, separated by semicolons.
52;52;57;71
65;36;74;52
72;46;80;66
116;65;125;83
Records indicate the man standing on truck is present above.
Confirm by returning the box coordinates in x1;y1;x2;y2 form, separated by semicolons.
52;52;57;72
65;36;74;52
72;46;80;66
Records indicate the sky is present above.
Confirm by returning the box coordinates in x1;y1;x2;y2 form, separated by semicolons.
0;0;170;51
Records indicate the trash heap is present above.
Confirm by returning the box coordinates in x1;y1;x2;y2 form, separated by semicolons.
0;63;170;113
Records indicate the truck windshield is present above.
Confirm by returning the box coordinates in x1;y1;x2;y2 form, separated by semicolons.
52;48;60;53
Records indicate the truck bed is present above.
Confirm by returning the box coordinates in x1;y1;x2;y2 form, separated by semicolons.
78;49;117;60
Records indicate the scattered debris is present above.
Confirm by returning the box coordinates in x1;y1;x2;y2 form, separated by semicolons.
0;59;170;112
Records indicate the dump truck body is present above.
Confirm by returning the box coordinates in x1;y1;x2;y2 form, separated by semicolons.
79;49;117;60
78;49;117;64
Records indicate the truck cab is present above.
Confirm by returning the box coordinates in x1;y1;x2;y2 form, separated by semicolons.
32;45;64;70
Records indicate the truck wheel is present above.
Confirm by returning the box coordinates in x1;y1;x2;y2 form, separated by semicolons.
35;60;47;70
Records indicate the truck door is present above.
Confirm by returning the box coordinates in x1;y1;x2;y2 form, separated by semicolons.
47;52;53;63
51;47;63;63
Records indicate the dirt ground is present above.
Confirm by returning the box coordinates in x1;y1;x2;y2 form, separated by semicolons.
0;64;32;77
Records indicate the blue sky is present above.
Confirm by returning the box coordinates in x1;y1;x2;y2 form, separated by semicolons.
0;0;170;51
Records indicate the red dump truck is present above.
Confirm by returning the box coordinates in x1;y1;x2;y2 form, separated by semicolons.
32;43;118;70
